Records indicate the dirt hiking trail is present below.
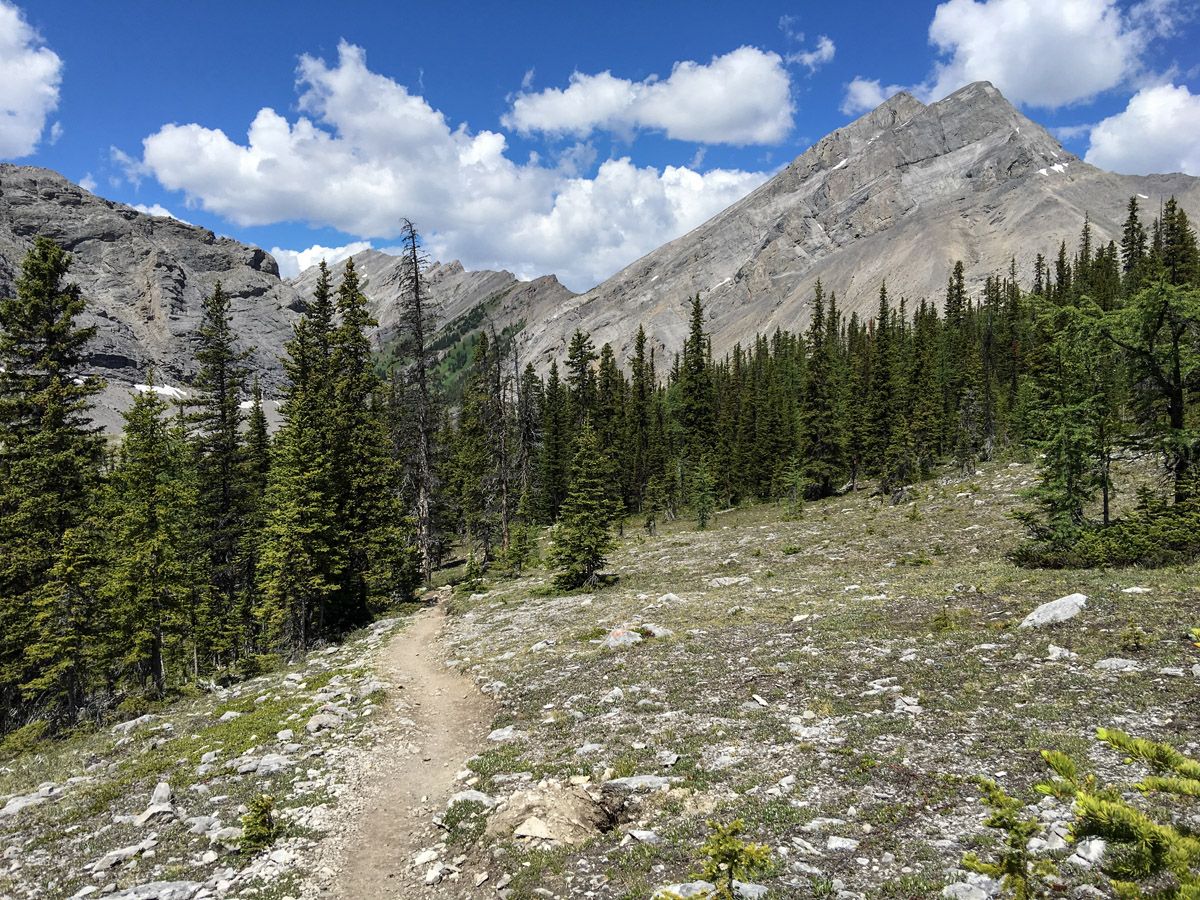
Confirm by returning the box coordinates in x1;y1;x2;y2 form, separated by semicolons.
323;598;494;898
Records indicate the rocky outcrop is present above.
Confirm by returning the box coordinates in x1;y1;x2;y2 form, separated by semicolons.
0;164;301;430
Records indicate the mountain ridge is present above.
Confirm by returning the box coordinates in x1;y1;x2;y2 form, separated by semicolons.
2;81;1198;428
513;80;1200;366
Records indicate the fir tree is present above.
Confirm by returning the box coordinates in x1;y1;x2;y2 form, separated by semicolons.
565;329;597;427
106;380;204;696
799;282;845;498
0;238;103;729
189;281;249;667
678;295;715;455
549;425;616;589
397;221;441;585
328;258;415;627
693;456;716;530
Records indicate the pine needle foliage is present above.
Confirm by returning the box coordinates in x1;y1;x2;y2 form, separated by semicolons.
658;819;772;900
968;730;1200;898
549;424;615;589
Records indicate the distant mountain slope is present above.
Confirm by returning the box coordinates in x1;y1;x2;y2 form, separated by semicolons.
0;169;572;427
517;81;1200;368
289;249;574;392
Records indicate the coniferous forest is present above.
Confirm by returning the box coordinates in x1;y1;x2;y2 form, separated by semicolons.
1;198;1198;738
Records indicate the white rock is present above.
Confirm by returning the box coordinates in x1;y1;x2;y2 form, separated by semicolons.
942;885;988;900
1093;658;1143;672
605;775;671;792
1048;645;1078;661
604;627;643;650
217;710;242;722
488;725;518;742
413;848;439;867
1020;593;1087;628
826;836;860;851
708;575;751;588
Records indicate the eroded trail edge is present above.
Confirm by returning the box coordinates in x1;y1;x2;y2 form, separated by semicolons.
314;599;493;899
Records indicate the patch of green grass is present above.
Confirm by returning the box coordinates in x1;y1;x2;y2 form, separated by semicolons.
444;799;488;846
467;745;529;792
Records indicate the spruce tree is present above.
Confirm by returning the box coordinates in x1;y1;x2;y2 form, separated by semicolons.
0;238;103;729
539;361;570;520
678;295;715;455
549;424;616;589
189;281;249;667
397;220;440;585
565;329;598;426
328;258;415;627
106;380;204;696
256;279;339;655
693;456;716;530
799;282;846;498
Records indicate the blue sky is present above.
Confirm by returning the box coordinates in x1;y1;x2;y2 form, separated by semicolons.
1;0;1197;290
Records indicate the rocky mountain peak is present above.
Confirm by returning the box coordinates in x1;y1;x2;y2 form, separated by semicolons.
513;82;1198;370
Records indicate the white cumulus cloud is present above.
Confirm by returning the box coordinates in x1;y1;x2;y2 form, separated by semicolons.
1085;83;1200;175
789;36;836;73
502;46;794;145
135;41;768;291
131;203;190;223
840;77;909;115
271;240;373;278
0;1;62;159
843;0;1180;115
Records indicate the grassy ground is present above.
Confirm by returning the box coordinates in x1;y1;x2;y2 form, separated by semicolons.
439;460;1200;898
0;610;419;899
3;460;1196;899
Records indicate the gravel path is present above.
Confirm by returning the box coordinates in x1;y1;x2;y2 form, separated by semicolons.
322;599;494;898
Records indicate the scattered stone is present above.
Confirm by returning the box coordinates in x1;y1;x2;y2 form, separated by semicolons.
1020;593;1087;628
708;575;751;588
254;753;291;775
604;627;644;650
487;725;519;742
1093;658;1143;672
604;774;671;793
306;712;341;734
942;885;988;900
826;836;860;851
111;714;158;735
1048;645;1078;661
217;710;242;722
447;789;497;809
413;848;439;866
487;784;610;846
629;829;661;843
1065;837;1107;869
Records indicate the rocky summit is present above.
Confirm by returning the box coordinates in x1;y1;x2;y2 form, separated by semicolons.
517;81;1200;367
